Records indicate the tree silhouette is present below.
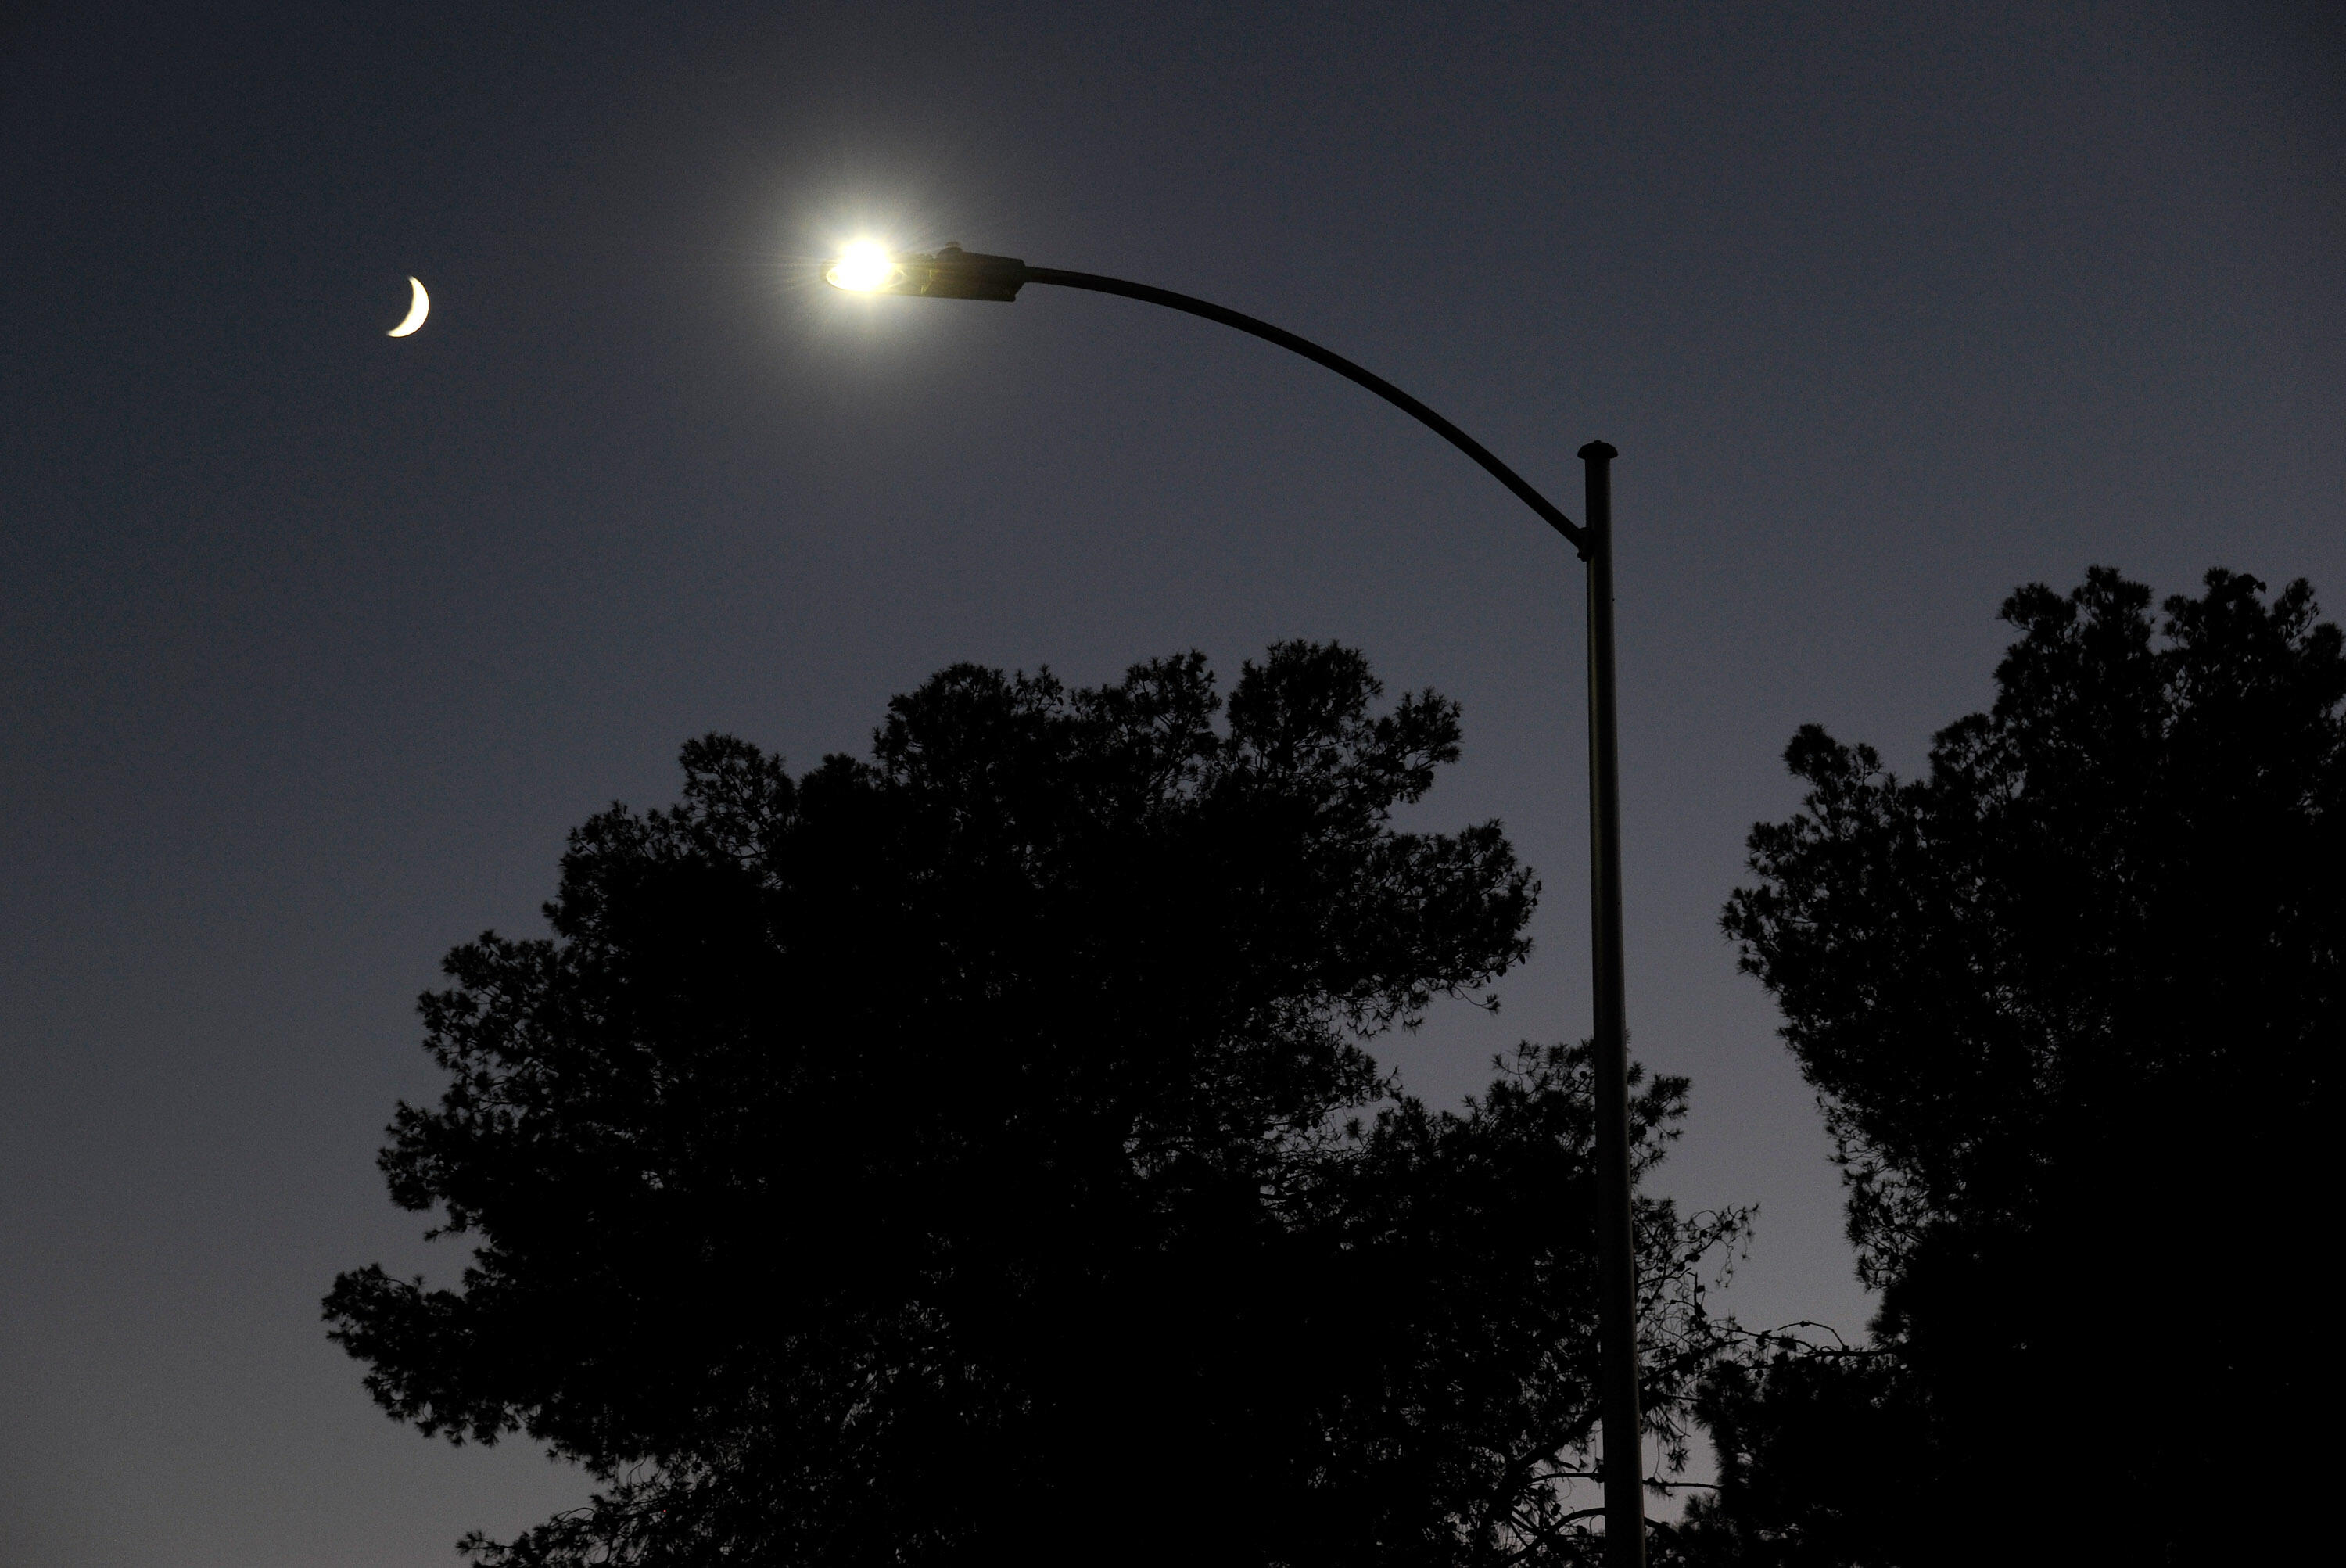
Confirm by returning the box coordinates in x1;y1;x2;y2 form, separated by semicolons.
1688;569;2341;1565
328;642;1743;1568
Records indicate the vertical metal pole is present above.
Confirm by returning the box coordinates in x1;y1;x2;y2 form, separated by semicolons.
1580;440;1645;1568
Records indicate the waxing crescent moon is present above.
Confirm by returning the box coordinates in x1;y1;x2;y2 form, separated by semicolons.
388;277;429;337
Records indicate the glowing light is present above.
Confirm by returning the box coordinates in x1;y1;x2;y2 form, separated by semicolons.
826;242;901;292
388;276;429;337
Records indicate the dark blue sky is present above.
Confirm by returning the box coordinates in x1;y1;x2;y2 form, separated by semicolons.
3;4;2339;1563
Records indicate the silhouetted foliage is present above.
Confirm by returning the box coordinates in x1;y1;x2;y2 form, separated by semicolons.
328;643;1744;1568
1688;569;2342;1565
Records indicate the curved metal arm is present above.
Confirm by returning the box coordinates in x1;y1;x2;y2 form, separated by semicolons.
1019;267;1587;555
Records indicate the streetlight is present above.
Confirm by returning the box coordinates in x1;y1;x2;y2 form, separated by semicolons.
830;240;1646;1568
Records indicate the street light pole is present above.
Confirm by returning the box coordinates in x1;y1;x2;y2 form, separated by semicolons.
1580;440;1644;1568
830;242;1646;1568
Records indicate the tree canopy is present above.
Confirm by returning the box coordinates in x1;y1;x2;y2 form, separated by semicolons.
1691;569;2341;1565
328;642;1740;1568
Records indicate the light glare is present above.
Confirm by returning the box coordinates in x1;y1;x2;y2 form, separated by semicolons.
827;242;899;292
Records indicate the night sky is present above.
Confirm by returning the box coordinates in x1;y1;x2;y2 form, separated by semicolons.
2;4;2339;1564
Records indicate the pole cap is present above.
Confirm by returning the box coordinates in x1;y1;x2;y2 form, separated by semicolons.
1579;440;1619;461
